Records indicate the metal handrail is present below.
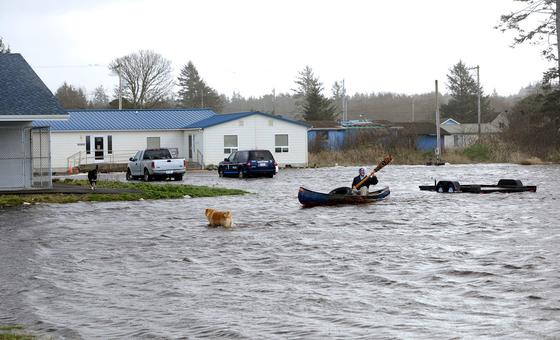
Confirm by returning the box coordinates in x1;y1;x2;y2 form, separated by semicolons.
66;148;180;171
196;149;204;168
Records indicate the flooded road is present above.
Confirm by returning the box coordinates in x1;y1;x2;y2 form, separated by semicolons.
1;164;559;339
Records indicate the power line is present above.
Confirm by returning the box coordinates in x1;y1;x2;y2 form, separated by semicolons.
33;63;107;69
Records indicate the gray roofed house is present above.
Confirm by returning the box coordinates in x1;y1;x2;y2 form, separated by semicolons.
440;112;510;149
0;53;68;189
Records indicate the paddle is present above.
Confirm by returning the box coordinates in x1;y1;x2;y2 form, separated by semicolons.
352;155;393;190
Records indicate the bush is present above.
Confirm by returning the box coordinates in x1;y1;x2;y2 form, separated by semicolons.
463;143;490;161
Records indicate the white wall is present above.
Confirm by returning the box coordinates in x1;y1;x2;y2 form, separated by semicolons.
202;115;308;166
0;122;32;189
50;130;185;171
182;130;204;164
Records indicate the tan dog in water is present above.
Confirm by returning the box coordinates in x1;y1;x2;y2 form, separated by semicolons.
205;208;233;228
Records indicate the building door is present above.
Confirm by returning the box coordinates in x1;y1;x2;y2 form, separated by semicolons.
94;136;104;161
188;135;193;161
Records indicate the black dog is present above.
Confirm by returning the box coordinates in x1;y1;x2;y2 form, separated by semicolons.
88;165;99;190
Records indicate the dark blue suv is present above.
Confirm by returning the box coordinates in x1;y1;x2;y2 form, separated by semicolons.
218;150;278;178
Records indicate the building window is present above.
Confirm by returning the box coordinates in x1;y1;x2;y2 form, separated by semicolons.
107;135;113;154
86;135;91;154
224;135;238;154
147;137;160;149
275;134;289;153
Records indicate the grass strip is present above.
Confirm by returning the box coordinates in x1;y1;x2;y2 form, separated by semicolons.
0;180;247;208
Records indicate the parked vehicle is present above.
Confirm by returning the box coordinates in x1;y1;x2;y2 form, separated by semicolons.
218;150;278;178
126;148;186;181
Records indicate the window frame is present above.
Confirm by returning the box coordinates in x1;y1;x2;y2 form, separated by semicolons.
107;135;113;154
274;134;289;153
224;135;238;154
85;135;91;154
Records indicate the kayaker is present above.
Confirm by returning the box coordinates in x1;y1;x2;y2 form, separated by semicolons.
352;167;378;195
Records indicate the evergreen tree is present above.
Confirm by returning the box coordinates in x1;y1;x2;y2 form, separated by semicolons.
331;80;346;114
293;66;337;121
441;61;492;122
55;82;88;109
177;61;223;112
293;66;316;98
90;85;109;108
302;81;337;121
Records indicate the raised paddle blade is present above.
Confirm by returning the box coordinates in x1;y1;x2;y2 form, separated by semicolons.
373;155;393;172
353;155;393;190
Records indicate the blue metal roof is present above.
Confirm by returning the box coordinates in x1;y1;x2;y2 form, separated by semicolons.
187;111;310;129
0;53;67;117
33;109;216;131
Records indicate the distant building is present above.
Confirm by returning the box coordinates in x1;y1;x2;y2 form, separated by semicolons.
35;110;309;172
0;53;68;190
389;122;449;152
308;120;388;151
441;112;509;149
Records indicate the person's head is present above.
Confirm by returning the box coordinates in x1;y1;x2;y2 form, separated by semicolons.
359;167;365;176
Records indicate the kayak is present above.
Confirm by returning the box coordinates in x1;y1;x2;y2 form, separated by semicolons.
419;179;537;194
298;186;390;207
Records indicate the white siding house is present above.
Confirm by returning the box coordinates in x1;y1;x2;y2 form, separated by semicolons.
188;111;309;167
441;113;509;149
33;109;215;172
0;53;67;190
35;110;309;172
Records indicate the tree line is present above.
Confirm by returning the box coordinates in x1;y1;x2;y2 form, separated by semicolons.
46;48;525;124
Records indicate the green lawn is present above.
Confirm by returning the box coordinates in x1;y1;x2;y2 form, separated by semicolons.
0;180;248;208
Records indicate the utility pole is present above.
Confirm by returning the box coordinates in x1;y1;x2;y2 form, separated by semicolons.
272;88;276;114
201;86;204;108
412;97;415;122
435;80;441;162
476;65;481;139
117;63;122;110
342;79;348;122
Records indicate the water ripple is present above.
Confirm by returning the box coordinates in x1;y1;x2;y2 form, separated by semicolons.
1;164;559;338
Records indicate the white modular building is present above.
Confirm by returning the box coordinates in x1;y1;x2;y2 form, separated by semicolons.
34;110;309;172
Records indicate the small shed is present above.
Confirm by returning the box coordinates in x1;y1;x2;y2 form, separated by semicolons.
0;53;67;189
307;121;346;151
390;122;449;152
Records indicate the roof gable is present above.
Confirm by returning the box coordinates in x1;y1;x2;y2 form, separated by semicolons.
441;118;460;125
0;53;67;117
186;111;310;129
33;109;216;131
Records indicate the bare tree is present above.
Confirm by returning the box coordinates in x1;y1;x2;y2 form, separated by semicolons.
497;0;560;82
109;50;174;108
0;37;10;53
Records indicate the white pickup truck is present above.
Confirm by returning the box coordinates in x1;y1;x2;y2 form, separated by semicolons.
126;148;186;181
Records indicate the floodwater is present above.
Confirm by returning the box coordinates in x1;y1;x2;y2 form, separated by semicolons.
1;164;559;339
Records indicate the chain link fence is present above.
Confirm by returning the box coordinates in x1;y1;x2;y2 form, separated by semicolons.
0;125;51;189
31;126;51;188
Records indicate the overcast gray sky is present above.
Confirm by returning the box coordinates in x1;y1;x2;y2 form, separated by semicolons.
0;0;550;99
